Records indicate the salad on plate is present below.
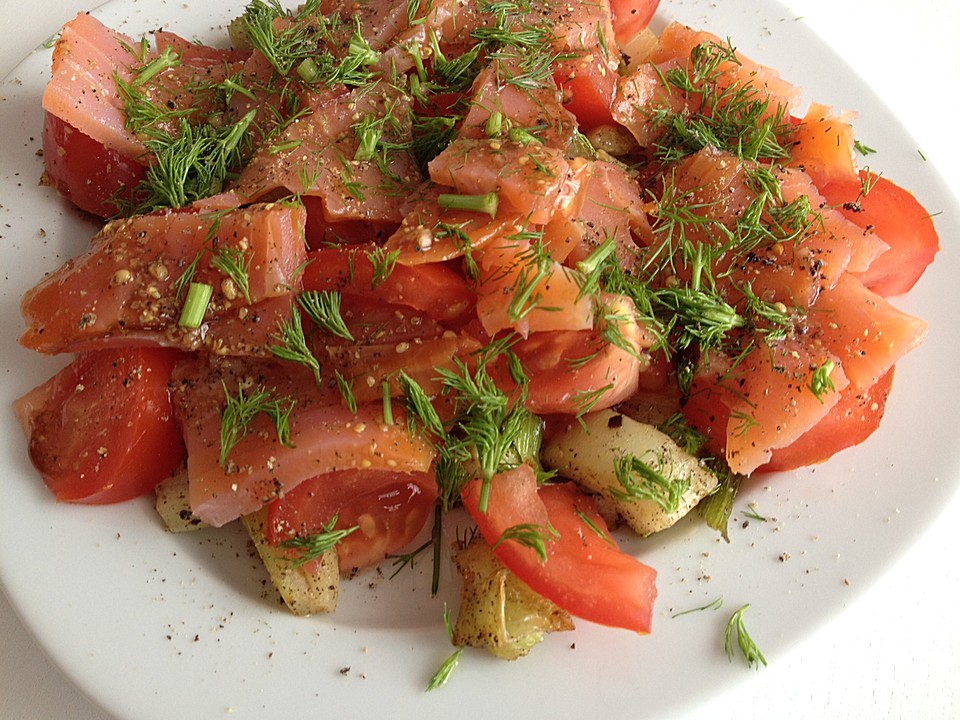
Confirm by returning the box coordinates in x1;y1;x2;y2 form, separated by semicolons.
12;0;939;678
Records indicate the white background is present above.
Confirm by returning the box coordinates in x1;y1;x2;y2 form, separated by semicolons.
1;1;958;718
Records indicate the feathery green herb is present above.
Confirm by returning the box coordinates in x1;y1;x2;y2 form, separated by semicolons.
492;523;557;563
366;245;402;289
671;596;724;618
612;452;690;513
130;110;257;213
724;604;768;669
426;605;464;691
210;247;253;304
411;115;459;172
335;369;358;413
653;40;794;164
807;360;837;401
242;0;328;77
280;514;359;567
297;290;355;342
219;383;296;467
270;303;323;386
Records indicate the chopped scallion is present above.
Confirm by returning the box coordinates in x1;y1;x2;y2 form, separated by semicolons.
178;282;213;328
437;192;499;218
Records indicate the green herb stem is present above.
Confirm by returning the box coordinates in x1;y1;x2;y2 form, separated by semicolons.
437;192;499;218
179;282;213;328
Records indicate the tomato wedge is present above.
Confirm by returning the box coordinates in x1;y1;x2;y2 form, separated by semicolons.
821;171;940;297
14;348;186;503
762;369;895;472
554;53;618;131
266;469;437;574
609;0;660;47
42;111;147;218
301;244;476;324
461;466;657;633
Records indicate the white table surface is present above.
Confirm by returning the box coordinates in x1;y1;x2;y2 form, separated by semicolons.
1;1;958;719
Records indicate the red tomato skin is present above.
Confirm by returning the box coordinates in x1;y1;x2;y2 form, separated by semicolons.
821;171;940;297
300;195;398;250
266;470;437;573
554;55;618;131
686;363;896;474
14;348;186;504
301;245;476;324
761;368;895;472
42;111;146;218
461;467;657;633
609;0;660;46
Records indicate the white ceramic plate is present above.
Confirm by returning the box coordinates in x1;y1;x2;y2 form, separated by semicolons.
2;1;958;719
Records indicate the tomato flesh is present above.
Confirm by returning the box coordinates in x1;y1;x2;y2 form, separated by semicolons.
609;0;660;47
14;348;186;504
301;244;476;324
461;466;657;633
554;54;618;131
42;111;146;218
821;171;940;297
762;369;895;472
266;469;437;574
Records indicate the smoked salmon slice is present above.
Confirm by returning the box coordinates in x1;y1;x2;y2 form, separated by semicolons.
20;202;308;354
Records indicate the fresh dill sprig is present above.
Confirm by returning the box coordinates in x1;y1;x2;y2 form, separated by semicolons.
335;369;358;413
387;538;433;579
242;0;328;77
353;113;383;163
270;303;323;386
807;359;837;402
411;114;459;172
658;412;708;456
398;351;543;514
131;110;257;213
172;249;205;301
329;18;380;86
612;452;690;513
132;45;181;87
219;382;296;467
724;604;768;669
210;247;253;303
655;286;745;352
671;596;724;618
575;509;616;546
296;16;380;87
432;43;483;92
572;383;615;424
492;523;557;563
443;369;538;511
366;245;402;289
653;40;794;164
397;371;448;439
575;235;618;302
280;514;359;567
506;239;554;322
426;605;464;691
297;290;355;342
